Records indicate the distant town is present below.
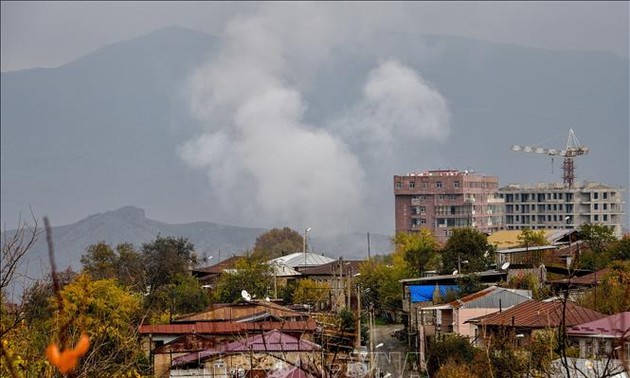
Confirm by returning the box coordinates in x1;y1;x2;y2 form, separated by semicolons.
2;164;628;378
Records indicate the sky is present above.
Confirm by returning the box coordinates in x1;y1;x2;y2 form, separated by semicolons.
2;2;628;72
1;2;628;235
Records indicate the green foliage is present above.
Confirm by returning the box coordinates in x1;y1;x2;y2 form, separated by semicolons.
517;228;548;247
81;242;145;291
212;254;272;303
142;235;196;295
426;334;477;376
147;273;210;316
441;228;494;274
579;223;617;254
337;307;355;331
578;260;630;314
252;227;304;260
609;235;630;261
356;257;410;320
292;278;330;307
502;271;549;300
394;230;440;276
456;274;485;297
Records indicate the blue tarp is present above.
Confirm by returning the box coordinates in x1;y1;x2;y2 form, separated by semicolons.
408;285;459;303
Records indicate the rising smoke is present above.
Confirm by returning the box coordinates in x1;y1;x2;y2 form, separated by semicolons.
178;4;451;235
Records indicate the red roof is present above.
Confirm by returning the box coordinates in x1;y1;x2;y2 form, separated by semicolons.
478;300;605;328
139;320;317;335
568;311;630;338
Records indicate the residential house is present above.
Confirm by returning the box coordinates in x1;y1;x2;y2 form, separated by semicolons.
567;311;630;360
139;301;317;377
299;258;364;311
170;330;322;378
418;286;532;339
474;299;605;348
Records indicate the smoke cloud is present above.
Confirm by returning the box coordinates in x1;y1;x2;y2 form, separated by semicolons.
178;4;451;234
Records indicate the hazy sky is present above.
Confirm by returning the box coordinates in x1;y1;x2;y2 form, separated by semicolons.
2;2;628;72
1;2;628;235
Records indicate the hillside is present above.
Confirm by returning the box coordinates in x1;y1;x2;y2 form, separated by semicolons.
2;26;628;233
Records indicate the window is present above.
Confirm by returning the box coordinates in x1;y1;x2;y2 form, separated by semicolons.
603;203;608;210
420;219;427;224
438;195;444;201
450;194;457;201
603;214;608;221
454;181;460;188
420;206;426;214
594;192;599;200
422;182;428;188
603;192;608;199
395;182;402;189
436;181;443;188
594;203;599;210
409;181;415;189
594;215;599;221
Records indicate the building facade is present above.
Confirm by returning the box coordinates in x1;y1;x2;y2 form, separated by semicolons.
394;170;504;242
498;182;625;237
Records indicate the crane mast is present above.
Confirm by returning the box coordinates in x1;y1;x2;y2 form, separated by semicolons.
510;129;589;188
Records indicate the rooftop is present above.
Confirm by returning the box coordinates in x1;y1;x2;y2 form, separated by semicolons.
568;311;630;338
477;299;605;328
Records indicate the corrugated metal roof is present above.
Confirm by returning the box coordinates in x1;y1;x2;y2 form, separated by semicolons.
172;330;321;366
192;256;243;275
568;312;630;338
300;259;364;276
175;302;308;322
139;320;317;335
548;268;611;286
268;252;336;268
449;286;531;309
478;300;605;328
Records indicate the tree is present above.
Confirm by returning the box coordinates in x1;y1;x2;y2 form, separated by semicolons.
80;242;117;280
142;235;196;295
578;260;630;314
394;230;440;276
608;234;630;261
440;228;494;274
516;228;547;248
426;334;477;377
55;274;147;376
212;254;273;303
579;223;617;255
293;279;331;308
251;227;304;260
81;242;145;291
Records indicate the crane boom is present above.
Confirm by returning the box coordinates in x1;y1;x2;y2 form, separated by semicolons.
510;129;589;188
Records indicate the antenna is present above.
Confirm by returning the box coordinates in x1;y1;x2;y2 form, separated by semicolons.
241;290;252;302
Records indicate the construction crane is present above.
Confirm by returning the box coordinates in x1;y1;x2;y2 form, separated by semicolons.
510;129;589;188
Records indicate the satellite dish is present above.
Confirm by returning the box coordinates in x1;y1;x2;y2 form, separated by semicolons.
452;270;458;275
241;290;252;301
265;297;271;302
501;262;511;270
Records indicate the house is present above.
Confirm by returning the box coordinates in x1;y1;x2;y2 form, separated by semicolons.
567;311;630;360
268;252;336;272
170;330;322;378
474;299;605;348
139;301;317;377
547;358;629;378
417;286;532;339
191;255;244;287
299;258;364;311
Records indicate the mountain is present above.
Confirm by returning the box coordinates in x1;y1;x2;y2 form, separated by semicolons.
4;206;392;290
2;26;628;232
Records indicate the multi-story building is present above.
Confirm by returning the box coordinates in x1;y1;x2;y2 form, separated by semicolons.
498;182;625;237
394;170;504;242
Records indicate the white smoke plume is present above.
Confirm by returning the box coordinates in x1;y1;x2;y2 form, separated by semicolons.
179;4;451;234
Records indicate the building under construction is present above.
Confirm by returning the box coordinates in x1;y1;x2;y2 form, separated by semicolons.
499;181;625;238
